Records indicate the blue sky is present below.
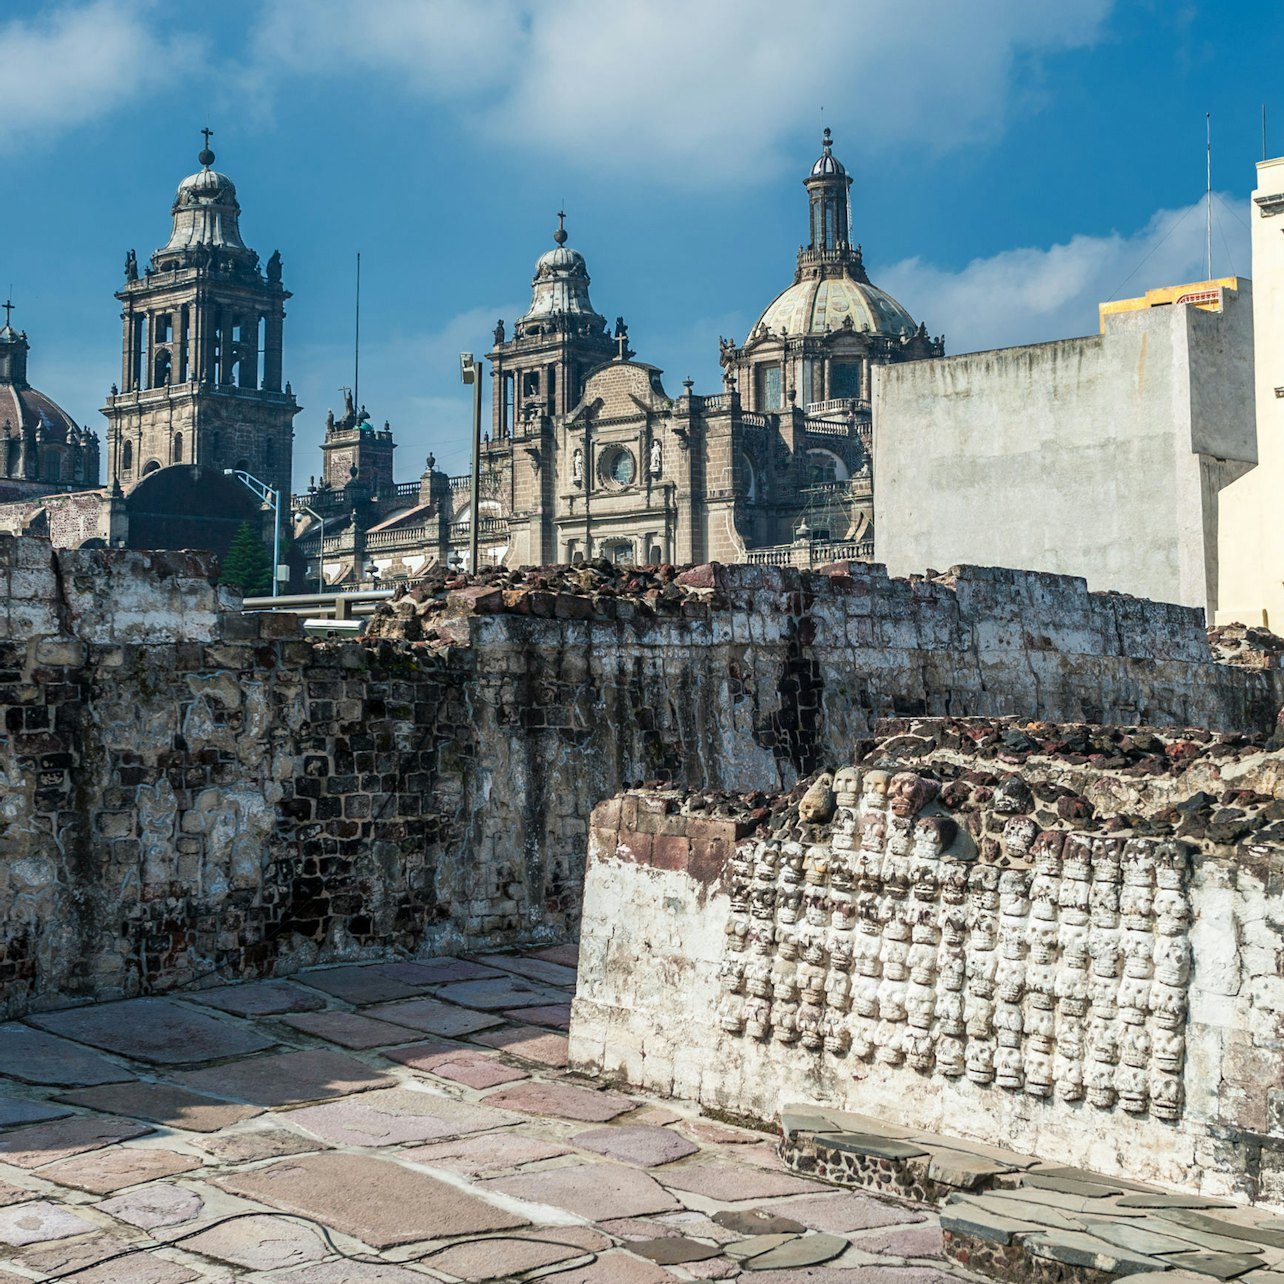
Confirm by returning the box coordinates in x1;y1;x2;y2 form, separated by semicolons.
3;0;1281;486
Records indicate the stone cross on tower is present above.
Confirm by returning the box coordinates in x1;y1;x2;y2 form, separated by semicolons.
2;299;12;328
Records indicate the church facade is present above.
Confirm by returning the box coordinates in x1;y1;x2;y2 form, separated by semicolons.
303;130;942;585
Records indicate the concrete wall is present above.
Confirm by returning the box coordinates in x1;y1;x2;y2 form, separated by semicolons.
2;535;1282;1017
873;289;1255;618
571;736;1284;1207
1219;158;1284;628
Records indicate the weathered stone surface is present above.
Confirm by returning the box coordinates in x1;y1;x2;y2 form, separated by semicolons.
269;1265;438;1283
0;1115;150;1167
473;954;579;988
775;1194;925;1233
284;1086;518;1146
37;1145;199;1193
28;999;273;1064
482;1162;681;1219
96;1181;204;1229
529;943;582;967
364;997;505;1037
0;1199;96;1245
1024;1229;1159;1273
57;1081;261;1132
214;1152;528;1247
471;1023;570;1066
187;979;325;1016
0;1179;35;1207
858;1224;946;1257
484;1080;637;1122
419;1234;591;1279
181;1214;328;1269
741;1233;848;1270
536;1253;679;1282
399;1131;569;1175
433;977;568;1010
174;1049;396;1106
655;1161;829;1202
573;1125;700;1167
291;965;425;1004
196;1126;321;1162
0;1097;71;1128
629;1236;725;1264
373;958;504;985
504;1002;573;1029
279;1010;422;1048
386;1045;529;1087
714;1209;808;1236
0;1025;131;1086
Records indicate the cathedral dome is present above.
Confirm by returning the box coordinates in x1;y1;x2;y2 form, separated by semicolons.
159;136;249;257
753;274;918;339
518;213;605;330
0;383;80;442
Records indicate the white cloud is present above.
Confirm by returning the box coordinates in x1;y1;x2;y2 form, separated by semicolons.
0;0;200;152
249;0;1113;184
880;194;1251;355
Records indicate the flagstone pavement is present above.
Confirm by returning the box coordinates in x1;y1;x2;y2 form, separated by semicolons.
0;947;1042;1280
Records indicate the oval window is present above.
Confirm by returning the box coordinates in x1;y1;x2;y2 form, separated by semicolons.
607;448;635;487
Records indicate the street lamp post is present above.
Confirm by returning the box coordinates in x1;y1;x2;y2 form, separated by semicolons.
460;352;482;573
225;468;283;597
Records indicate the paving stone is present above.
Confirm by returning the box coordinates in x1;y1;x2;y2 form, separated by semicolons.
956;1193;1086;1232
534;1249;679;1281
822;1131;928;1160
822;1109;918;1139
434;976;570;1011
656;1160;830;1202
0;1179;35;1207
70;1259;202;1284
715;1208;808;1235
364;997;505;1037
743;1233;848;1271
28;999;274;1065
375;957;506;985
748;1270;967;1283
388;1045;530;1088
10;1232;137;1276
1025;1229;1160;1273
97;1181;204;1229
196;1126;321;1162
0;1199;97;1245
57;1081;261;1132
1083;1218;1219;1256
679;1117;767;1145
782;1108;842;1137
419;1233;592;1279
924;1146;1014;1188
1155;1209;1284;1250
630;1105;685;1127
858;1223;946;1257
484;1080;637;1122
1116;1193;1237;1209
38;1144;199;1193
0;1024;132;1086
1031;1165;1159;1193
605;1213;739;1244
908;1133;1038;1169
269;1265;438;1283
292;965;423;1004
774;1193;926;1234
279;1009;423;1048
1116;1274;1241;1283
0;1096;72;1128
472;953;580;987
181;1213;329;1269
285;1085;518;1146
174;1048;396;1106
482;1161;681;1219
1021;1172;1128;1197
215;1151;528;1247
573;1124;700;1167
0;1114;151;1167
471;1023;570;1066
528;943;581;967
1137;1219;1279;1254
1161;1250;1268;1278
683;1262;742;1280
984;1185;1102;1215
630;1235;725;1264
727;1233;805;1259
186;979;326;1016
938;1201;1043;1245
504;1002;573;1029
401;1130;569;1176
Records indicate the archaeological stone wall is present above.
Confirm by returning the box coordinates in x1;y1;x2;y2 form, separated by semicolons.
2;536;1284;1017
570;720;1284;1207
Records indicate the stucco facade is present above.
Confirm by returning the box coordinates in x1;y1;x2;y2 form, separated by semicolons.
873;286;1255;617
1217;157;1284;628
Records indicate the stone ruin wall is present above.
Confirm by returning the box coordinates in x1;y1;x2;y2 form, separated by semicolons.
2;534;1283;1018
570;719;1284;1207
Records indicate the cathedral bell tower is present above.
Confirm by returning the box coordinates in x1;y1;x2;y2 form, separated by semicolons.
103;132;299;500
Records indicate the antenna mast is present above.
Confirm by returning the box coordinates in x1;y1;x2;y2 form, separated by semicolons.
1264;104;1269;162
354;252;362;412
1206;113;1213;280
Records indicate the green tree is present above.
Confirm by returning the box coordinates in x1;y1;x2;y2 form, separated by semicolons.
220;521;272;596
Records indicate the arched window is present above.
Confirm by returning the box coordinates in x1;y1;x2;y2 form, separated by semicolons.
121;440;133;473
153;349;172;387
265;440;275;467
142;459;161;476
171;432;183;463
41;449;62;483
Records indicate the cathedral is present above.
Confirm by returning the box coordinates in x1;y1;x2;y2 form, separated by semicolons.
0;129;942;581
300;128;942;585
